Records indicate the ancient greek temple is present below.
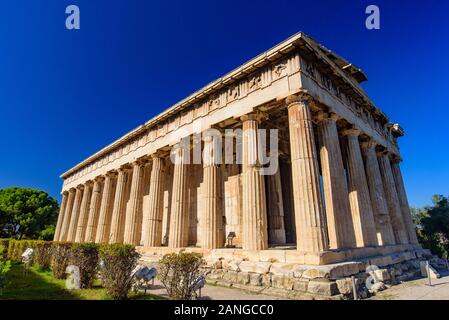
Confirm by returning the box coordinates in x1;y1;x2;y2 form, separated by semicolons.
54;32;420;269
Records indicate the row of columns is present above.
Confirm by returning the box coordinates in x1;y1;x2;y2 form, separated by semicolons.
55;92;418;253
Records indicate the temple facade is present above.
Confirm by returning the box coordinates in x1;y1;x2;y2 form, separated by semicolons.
54;32;420;268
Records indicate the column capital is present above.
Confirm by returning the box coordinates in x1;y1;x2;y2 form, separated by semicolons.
285;90;314;107
240;112;267;123
105;170;118;178
61;190;69;196
150;150;166;160
68;187;76;193
315;110;340;124
84;180;94;187
342;128;361;137
361;139;378;150
76;184;85;191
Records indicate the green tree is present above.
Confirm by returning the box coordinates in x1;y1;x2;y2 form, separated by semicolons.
413;195;449;259
0;187;59;240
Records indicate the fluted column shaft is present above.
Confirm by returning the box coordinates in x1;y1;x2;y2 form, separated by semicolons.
343;131;378;247
202;135;224;249
241;114;268;250
378;154;409;244
60;189;75;241
109;169;128;243
95;173;116;243
267;167;286;244
84;179;103;242
362;143;396;245
75;183;93;242
67;187;83;242
168;147;190;248
54;192;68;241
391;161;419;244
124;161;145;245
318;114;356;249
144;156;166;247
287;95;328;253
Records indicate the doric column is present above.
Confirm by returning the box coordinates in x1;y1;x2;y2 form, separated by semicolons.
317;112;356;249
109;168;128;243
378;153;409;244
287;94;328;253
391;160;419;244
202;134;224;249
84;177;103;242
241;113;268;250
144;155;166;247
342;129;378;247
124;161;145;245
266;167;286;245
60;188;76;241
75;182;93;242
54;191;68;241
95;172;117;243
67;186;84;242
362;141;396;245
168;145;190;248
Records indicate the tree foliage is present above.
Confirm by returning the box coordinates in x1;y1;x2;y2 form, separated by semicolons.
0;187;59;240
412;195;449;259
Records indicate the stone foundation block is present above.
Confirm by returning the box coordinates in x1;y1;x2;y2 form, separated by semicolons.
236;272;251;285
293;279;309;293
249;273;263;286
239;261;271;274
222;270;238;283
374;269;390;282
307;279;338;296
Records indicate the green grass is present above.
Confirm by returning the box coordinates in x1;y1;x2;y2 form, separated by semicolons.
0;263;164;300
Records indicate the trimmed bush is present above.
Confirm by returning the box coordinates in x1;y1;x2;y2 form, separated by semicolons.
33;241;53;269
0;244;11;293
0;239;9;260
51;242;73;279
158;252;205;300
99;244;140;300
70;243;99;288
7;240;39;262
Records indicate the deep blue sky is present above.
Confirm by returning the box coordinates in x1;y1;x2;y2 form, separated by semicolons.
0;0;448;207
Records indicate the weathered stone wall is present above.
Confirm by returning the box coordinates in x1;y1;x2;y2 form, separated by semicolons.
138;246;448;300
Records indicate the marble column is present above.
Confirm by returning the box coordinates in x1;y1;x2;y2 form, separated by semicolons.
241;113;268;251
391;160;419;244
60;188;76;241
266;167;286;245
168;146;190;248
362;141;396;245
84;178;103;242
95;172;117;243
144;155;165;247
318;112;356;249
342;129;378;247
75;182;93;242
202;135;224;249
287;94;328;253
124;161;145;245
109;168;128;243
378;153;409;244
67;186;83;242
54;191;68;241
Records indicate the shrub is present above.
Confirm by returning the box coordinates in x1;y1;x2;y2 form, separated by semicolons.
99;244;140;300
0;244;11;294
33;241;53;269
51;242;72;279
70;243;99;288
158;252;205;300
0;239;9;260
